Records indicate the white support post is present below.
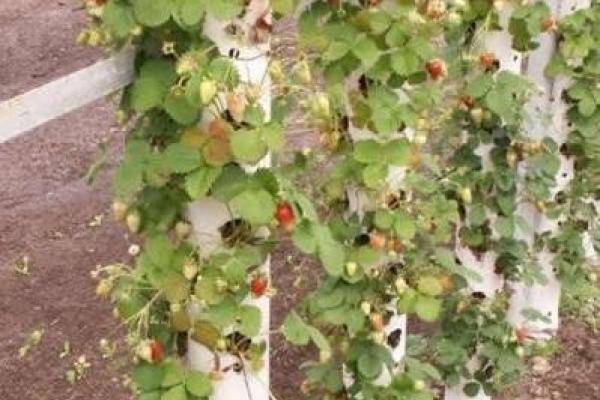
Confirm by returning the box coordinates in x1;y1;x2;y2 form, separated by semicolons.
446;6;521;399
507;0;591;339
186;2;272;399
343;84;408;391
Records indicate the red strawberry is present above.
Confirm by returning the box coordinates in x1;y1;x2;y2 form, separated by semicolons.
426;59;447;80
250;276;268;297
275;202;295;231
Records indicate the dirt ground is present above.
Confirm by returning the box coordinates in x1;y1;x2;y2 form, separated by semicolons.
0;1;598;400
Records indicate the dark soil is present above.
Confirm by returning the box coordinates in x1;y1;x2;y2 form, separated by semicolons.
0;1;598;400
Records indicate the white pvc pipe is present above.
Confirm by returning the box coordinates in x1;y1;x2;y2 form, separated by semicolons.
446;6;519;399
187;2;271;399
507;0;591;340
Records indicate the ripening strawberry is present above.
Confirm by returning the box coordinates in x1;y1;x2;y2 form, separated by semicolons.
425;59;447;80
478;51;497;71
275;202;295;231
515;327;529;344
370;313;385;332
541;16;556;32
137;340;164;363
250;276;268;297
458;95;475;111
369;231;386;250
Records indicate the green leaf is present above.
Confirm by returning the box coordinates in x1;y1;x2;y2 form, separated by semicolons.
239;305;262;337
357;352;383;380
146;235;174;267
230;189;276;225
578;97;596;116
281;312;311;345
465;74;493;98
103;1;136;38
352;36;380;68
185;371;212;397
292;221;318;254
185;167;222;199
354;140;382;163
324;41;350;62
132;363;165;391
385;140;410;165
132;0;173;27
374;210;394;230
161;384;187;400
390;49;420;76
417;276;443;296
414;295;442;322
162;362;185;387
314;225;345;276
261;124;284;151
113;160;144;200
130;78;168;112
231;129;268;163
394;212;416;240
195;277;225;305
164;91;200;125
495;216;514;238
204;0;245;20
435;247;482;282
161;273;190;303
463;382;481;397
175;0;205;26
272;0;297;15
164;143;202;174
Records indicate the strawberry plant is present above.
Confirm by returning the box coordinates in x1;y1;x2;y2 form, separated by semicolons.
82;0;599;399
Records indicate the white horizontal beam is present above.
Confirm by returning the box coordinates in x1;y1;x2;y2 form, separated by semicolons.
0;48;135;144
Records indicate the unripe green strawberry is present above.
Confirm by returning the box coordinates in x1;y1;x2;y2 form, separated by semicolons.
319;349;332;363
345;262;358;277
293;60;312;85
470;107;484;124
414;380;426;391
112;200;128;221
516;346;525;358
459;187;472;204
216;338;228;352
361;301;372;315
130;25;143;36
200;80;218;105
183;261;199;281
96;279;112;297
269;59;285;83
311;93;330;119
395;277;408;294
126;210;141;233
87;29;103;46
175;221;192;240
371;331;385;345
506;149;518;168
